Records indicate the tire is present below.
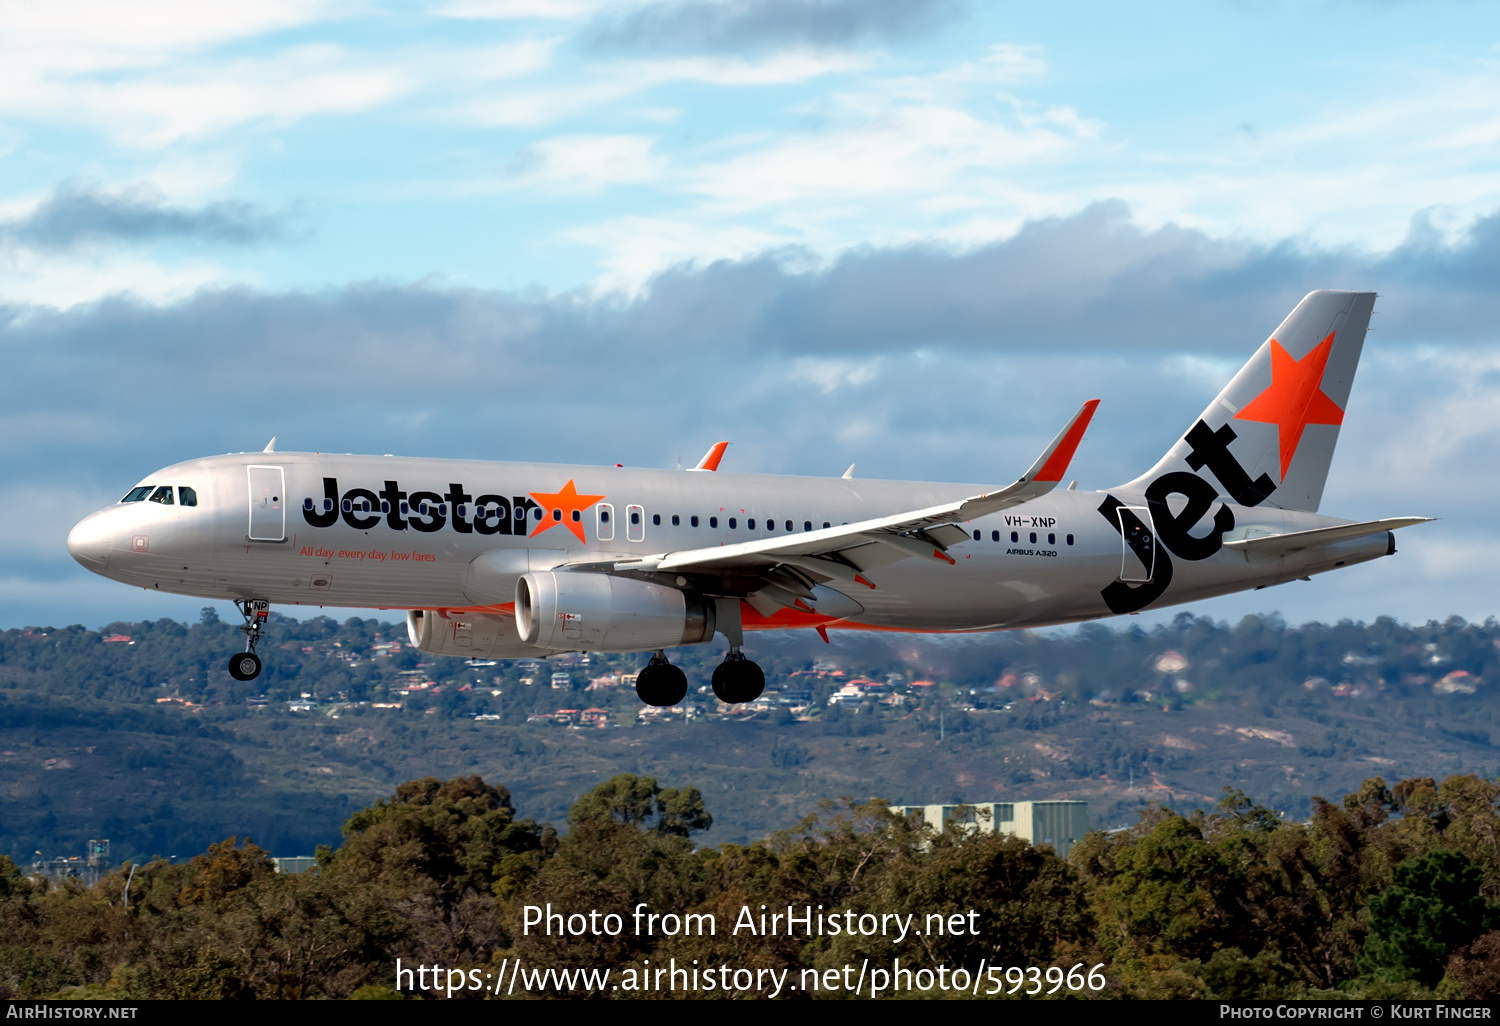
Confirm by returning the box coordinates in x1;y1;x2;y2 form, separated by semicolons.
636;662;688;707
228;652;262;681
712;658;764;703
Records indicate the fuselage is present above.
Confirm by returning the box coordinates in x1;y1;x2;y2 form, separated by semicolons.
66;450;1393;645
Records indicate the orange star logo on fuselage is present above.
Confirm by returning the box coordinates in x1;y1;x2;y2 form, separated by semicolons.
527;479;606;543
1234;330;1345;480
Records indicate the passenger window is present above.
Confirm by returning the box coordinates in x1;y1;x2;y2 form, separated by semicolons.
804;521;812;532
728;517;737;529
571;509;581;522
748;518;756;530
786;520;793;532
690;515;699;527
1066;534;1074;546
122;486;153;502
1011;531;1018;542
671;514;679;526
534;508;543;520
179;486;197;507
972;530;980;541
1029;532;1037;543
600;509;611;523
630;510;640;525
1048;533;1055;545
764;519;773;531
823;522;831;529
149;486;174;505
709;516;718;528
653;514;661;526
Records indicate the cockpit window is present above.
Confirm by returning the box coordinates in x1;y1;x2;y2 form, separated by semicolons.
122;486;153;502
149;486;174;505
179;486;197;507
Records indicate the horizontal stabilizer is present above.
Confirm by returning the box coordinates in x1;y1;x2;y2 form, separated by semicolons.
1223;517;1433;555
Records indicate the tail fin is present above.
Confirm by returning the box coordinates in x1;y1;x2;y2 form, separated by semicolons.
1121;290;1375;512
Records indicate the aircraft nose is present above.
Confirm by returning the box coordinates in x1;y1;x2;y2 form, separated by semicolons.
67;514;112;571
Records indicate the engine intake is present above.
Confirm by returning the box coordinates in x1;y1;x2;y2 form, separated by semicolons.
515;571;715;652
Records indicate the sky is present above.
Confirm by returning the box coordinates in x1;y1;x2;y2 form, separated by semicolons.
3;0;1500;631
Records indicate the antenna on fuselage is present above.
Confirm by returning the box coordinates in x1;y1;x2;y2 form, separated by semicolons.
842;464;855;479
263;437;277;453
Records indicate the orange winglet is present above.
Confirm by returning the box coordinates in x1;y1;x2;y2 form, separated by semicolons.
815;624;830;644
694;441;729;471
1034;398;1100;483
933;548;956;565
854;574;875;590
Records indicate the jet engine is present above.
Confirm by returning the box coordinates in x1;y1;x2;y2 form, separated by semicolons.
515;571;716;652
406;609;542;659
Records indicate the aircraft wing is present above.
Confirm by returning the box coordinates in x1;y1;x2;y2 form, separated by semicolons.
1223;516;1433;556
595;400;1099;592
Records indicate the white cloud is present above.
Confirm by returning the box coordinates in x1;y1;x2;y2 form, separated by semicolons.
0;0;355;70
508;134;666;192
456;48;864;126
0;246;238;308
786;356;885;394
434;0;612;19
565;215;795;293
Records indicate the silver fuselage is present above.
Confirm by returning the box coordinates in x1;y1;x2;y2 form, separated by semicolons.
66;451;1391;650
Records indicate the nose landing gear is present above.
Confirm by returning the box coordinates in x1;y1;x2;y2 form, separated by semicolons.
227;599;269;682
712;649;764;704
636;650;688;707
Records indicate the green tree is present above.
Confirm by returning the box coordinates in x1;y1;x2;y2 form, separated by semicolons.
569;774;712;837
1360;850;1498;987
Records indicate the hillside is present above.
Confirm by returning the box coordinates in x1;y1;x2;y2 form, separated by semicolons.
2;610;1497;861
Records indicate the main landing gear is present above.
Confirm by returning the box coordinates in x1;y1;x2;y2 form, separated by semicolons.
712;649;765;704
636;651;689;707
635;649;765;707
227;599;269;682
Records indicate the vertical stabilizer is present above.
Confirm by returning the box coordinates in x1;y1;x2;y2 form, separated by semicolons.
1120;290;1375;513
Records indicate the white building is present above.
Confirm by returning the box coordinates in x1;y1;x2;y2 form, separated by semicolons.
889;801;1090;858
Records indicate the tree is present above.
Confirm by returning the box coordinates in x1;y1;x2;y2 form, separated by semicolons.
1360;850;1499;987
569;774;712;837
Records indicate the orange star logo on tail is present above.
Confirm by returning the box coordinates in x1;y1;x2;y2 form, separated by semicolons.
1234;331;1345;480
528;479;605;543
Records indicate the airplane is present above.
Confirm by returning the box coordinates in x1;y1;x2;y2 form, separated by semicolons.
67;290;1430;708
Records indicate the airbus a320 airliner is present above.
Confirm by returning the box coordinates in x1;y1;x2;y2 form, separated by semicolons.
68;291;1429;707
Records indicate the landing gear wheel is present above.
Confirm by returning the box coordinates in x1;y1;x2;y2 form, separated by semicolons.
228;651;262;681
636;652;688;707
230;599;270;682
712;652;764;704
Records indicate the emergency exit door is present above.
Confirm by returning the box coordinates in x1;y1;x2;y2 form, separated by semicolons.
247;466;286;541
1116;504;1156;583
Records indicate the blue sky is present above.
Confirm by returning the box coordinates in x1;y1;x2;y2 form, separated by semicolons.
4;0;1500;630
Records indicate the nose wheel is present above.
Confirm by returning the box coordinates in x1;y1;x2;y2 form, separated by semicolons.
228;651;262;681
228;599;269;681
712;649;764;704
636;651;688;707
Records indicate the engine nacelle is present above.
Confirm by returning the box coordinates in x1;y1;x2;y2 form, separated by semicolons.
515;571;716;652
406;609;543;660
